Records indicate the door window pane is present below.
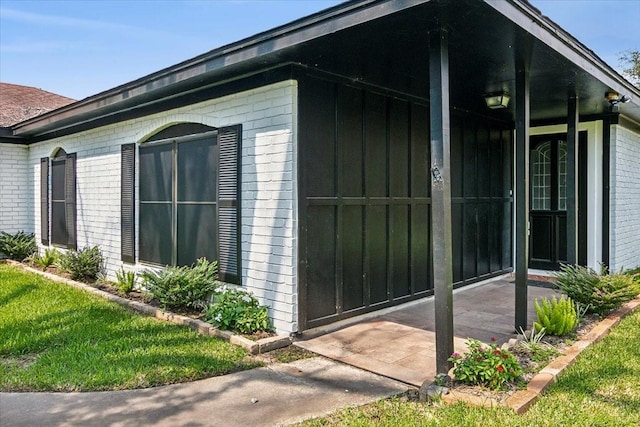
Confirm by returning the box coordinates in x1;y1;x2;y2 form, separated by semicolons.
531;141;551;210
558;141;567;211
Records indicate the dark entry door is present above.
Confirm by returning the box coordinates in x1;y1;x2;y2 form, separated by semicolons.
529;132;587;270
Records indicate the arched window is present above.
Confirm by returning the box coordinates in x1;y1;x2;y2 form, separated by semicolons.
41;148;76;248
121;123;242;284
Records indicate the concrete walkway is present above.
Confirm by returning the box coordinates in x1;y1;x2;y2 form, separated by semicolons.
295;279;560;386
0;357;406;427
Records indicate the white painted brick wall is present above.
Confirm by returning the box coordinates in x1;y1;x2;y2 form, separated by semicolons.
25;80;298;334
0;143;33;235
610;124;640;271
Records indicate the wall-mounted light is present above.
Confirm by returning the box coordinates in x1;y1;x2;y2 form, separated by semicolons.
484;92;510;109
605;91;631;111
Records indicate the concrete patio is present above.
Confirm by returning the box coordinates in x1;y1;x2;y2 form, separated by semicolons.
295;277;561;387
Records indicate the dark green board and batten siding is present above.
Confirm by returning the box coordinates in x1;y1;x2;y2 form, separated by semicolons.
298;75;513;330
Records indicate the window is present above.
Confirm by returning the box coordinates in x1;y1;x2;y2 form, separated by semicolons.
530;138;567;212
531;141;551;210
128;124;241;283
41;149;76;248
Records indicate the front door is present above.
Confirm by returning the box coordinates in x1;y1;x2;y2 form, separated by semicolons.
529;132;587;270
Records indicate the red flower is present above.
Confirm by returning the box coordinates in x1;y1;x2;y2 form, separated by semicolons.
493;350;501;355
490;337;497;342
503;354;510;359
497;365;504;372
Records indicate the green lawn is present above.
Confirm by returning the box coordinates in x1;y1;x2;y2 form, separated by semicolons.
0;264;258;391
301;308;640;426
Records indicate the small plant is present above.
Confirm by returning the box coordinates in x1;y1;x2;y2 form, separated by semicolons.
0;231;37;261
448;338;522;390
533;296;579;336
57;246;104;281
29;248;60;270
205;286;273;334
115;268;136;293
140;258;218;312
518;326;546;350
555;264;640;315
575;302;591;323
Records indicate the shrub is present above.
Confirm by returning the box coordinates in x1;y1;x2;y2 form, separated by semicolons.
591;273;640;314
57;246;104;281
533;296;578;336
115;268;136;293
140;258;218;312
205;287;273;334
29;248;60;270
554;264;601;307
0;231;37;261
555;264;640;315
448;338;522;390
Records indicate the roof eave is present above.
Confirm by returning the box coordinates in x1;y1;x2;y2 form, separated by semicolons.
490;0;639;100
11;0;429;137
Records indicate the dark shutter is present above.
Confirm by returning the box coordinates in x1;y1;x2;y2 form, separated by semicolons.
217;125;241;284
40;157;49;245
121;144;136;263
65;153;77;250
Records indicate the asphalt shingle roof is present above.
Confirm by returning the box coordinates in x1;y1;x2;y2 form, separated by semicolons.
0;82;75;127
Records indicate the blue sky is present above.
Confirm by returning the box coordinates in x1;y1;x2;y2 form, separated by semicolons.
1;0;638;100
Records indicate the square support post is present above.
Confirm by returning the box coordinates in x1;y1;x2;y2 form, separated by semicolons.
566;94;579;265
429;28;454;375
514;64;530;331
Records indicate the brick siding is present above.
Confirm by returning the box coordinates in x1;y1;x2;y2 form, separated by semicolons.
0;143;33;234
24;81;298;333
610;124;640;271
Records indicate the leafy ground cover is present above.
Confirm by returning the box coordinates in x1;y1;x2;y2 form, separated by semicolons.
300;308;640;426
0;264;260;391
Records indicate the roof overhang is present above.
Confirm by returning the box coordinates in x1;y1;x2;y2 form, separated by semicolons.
7;0;640;142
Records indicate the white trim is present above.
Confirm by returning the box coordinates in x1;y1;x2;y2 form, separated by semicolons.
514;121;604;272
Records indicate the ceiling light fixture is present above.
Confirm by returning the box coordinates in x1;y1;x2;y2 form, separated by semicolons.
484;91;510;109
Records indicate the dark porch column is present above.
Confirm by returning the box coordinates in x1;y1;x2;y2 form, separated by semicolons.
514;63;530;330
429;28;454;375
566;95;579;265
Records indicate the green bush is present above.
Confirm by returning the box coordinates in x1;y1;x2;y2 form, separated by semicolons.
205;287;273;334
0;231;37;261
140;258;218;312
29;248;60;270
448;338;522;390
555;264;640;315
533;296;578;336
57;246;104;281
115;268;136;293
591;273;640;314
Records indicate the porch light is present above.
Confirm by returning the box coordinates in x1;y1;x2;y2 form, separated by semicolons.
484;92;510;109
605;91;631;111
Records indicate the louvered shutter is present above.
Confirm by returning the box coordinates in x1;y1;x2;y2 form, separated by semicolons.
217;125;241;284
65;153;77;250
40;157;49;245
121;144;136;263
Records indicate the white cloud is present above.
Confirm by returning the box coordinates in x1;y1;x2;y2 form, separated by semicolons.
0;7;169;39
0;40;66;53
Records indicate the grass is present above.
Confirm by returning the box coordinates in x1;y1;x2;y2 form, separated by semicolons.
0;264;260;391
300;308;640;426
